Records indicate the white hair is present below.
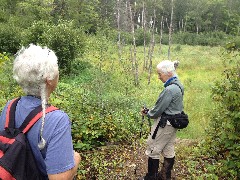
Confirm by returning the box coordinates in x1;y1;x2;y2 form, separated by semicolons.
13;44;59;150
157;60;178;76
13;44;58;96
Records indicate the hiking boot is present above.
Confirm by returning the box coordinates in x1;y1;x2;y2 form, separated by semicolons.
138;173;158;180
157;157;175;180
138;157;159;180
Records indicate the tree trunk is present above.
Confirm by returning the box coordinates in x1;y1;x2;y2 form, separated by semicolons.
184;15;187;32
128;0;139;86
196;23;199;34
148;1;156;85
117;0;122;62
168;0;174;60
159;16;163;54
142;1;147;71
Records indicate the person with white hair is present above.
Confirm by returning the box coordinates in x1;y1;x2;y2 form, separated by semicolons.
139;60;184;180
0;44;81;179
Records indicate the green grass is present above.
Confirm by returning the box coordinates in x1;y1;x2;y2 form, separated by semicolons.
99;44;225;140
0;43;225;142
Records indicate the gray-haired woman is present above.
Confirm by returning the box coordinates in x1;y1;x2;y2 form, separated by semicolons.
139;60;184;180
0;44;81;179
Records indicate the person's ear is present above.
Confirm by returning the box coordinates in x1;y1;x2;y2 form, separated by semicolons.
46;78;52;86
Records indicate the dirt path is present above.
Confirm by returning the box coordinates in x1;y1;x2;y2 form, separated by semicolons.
77;138;197;179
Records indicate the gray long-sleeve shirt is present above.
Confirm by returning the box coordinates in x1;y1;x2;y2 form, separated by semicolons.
147;78;184;119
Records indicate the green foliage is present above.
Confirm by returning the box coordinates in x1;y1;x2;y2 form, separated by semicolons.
21;20;51;46
118;31;133;45
0;54;23;109
0;23;21;54
172;31;230;46
188;44;240;179
135;28;151;46
21;20;86;75
50;70;140;151
67;0;100;33
42;21;85;75
225;36;240;51
0;52;9;66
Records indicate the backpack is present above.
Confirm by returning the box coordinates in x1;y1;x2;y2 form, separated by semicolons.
0;98;58;180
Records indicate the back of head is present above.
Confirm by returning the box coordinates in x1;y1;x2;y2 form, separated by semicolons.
157;60;177;76
13;44;58;96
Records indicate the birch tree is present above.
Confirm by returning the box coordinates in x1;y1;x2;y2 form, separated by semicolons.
128;0;139;86
168;0;173;60
159;15;163;54
147;1;156;85
142;1;147;70
117;0;122;62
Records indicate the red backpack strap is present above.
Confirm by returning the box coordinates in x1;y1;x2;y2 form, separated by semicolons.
5;98;58;133
19;105;58;134
5;98;21;128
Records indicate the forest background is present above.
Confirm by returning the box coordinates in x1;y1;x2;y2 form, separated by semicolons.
0;0;239;179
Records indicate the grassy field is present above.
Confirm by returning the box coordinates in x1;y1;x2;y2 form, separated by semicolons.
0;43;231;179
85;43;225;140
0;43;224;142
75;43;227;179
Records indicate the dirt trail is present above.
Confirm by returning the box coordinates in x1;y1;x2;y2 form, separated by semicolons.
78;138;197;179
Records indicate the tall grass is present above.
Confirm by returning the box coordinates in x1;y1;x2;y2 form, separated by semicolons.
0;42;225;144
84;42;225;140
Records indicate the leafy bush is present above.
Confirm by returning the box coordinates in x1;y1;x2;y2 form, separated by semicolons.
22;20;86;75
172;31;230;46
160;33;170;45
225;36;240;51
118;31;133;45
0;23;22;54
42;21;86;75
0;52;9;66
0;54;23;109
21;21;51;46
135;28;151;46
189;44;240;179
50;72;140;150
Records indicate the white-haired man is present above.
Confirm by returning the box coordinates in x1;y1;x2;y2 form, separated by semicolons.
0;44;81;179
139;60;184;180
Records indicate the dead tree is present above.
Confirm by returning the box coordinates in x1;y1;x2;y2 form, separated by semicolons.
142;1;147;71
128;0;139;86
117;0;122;62
168;0;174;60
148;1;156;85
159;15;163;54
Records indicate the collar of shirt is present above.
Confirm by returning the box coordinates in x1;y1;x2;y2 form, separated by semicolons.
164;76;177;87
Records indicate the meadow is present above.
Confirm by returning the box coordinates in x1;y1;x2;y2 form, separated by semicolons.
0;43;224;143
80;42;225;140
0;42;229;179
73;43;227;179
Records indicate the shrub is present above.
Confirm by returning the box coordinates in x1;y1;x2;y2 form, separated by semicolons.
41;20;86;75
50;71;140;150
189;44;240;179
119;31;133;45
21;20;51;46
135;28;151;46
172;31;230;47
0;23;22;54
0;54;23;108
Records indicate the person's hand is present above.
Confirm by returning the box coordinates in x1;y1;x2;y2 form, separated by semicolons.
141;107;149;116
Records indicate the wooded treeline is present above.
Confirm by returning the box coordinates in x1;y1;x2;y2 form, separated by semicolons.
1;0;240;78
0;1;239;179
1;0;240;35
